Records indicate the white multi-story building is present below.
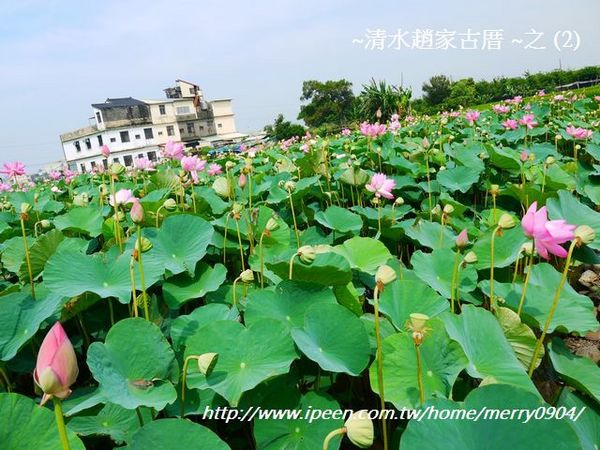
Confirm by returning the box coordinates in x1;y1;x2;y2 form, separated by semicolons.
60;80;245;172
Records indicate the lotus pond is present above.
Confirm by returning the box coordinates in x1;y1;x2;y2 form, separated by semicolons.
0;93;599;450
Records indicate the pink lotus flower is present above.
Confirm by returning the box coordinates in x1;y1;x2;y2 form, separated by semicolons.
341;128;351;136
130;199;144;223
493;105;510;114
502;119;518;130
207;163;222;176
181;155;206;183
238;173;247;188
594;96;600;102
521;202;576;259
49;171;62;181
554;94;565;101
448;111;460;118
519;114;538;129
34;322;78;406
366;173;395;200
0;182;11;193
109;188;135;207
100;145;111;158
162;140;185;160
566;126;593;140
512;95;523;104
537;90;545;96
456;229;468;248
133;156;155;171
520;150;529;162
1;161;26;178
300;143;309;153
360;122;387;138
465;110;480;125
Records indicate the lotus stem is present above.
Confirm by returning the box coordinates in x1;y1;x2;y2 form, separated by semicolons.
322;427;346;450
511;255;521;287
232;276;241;307
425;153;433;221
180;355;200;418
517;249;535;318
108;298;115;326
492;193;497;224
528;239;578;377
489;225;501;310
288;190;300;249
289;252;298;280
129;259;138;318
135;407;144;426
439;215;445;247
20;216;35;299
155;205;164;228
259;231;266;288
223;214;230;265
377;203;382;235
373;284;388;450
53;398;71;450
415;341;424;405
0;366;11;392
137;226;149;321
450;250;461;313
234;218;245;271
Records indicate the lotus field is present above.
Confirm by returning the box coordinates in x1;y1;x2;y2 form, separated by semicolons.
1;93;600;450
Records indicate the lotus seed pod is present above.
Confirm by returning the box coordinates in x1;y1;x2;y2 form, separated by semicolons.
238;173;247;188
212;177;230;198
520;242;533;256
490;184;500;196
344;410;374;448
409;313;429;332
498;213;516;229
40;219;51;229
225;161;235;170
443;204;454;215
20;202;32;214
232;202;244;215
297;245;316;264
163;198;177;211
240;269;254;283
412;330;424;346
555;134;562;140
135;237;153;253
394;197;404;206
545;156;556;165
284;180;296;192
265;217;279;232
109;162;125;175
575;144;581;150
431;204;442;216
463;251;478;264
197;353;218;376
375;265;396;286
575;225;595;245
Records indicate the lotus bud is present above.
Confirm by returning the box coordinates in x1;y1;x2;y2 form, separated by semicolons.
238;173;247;188
284;180;296;192
375;265;396;287
490;184;500;196
394;197;404;206
455;228;468;249
109;162;125;176
575;225;595;245
297;245;316;264
197;352;218;376
163;198;177;211
40;219;51;229
212;177;230;198
422;137;430;149
135;236;153;253
130;200;144;224
265;217;279;232
34;322;78;406
498;213;515;229
462;251;478;264
520;150;529;162
240;269;254;284
545;156;556;166
409;313;429;332
443;204;454;215
344;410;374;448
20;202;32;214
225;161;235;170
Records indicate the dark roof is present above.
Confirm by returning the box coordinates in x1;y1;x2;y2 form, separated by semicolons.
92;97;147;110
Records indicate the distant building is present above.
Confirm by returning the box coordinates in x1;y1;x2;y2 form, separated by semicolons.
60;79;246;172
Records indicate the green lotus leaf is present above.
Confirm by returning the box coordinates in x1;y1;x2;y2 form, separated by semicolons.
162;262;227;309
314;205;363;234
437;165;482;193
169;303;236;351
291;303;370;376
267;250;352;286
496;306;543;370
127;418;230;450
18;229;65;283
87;318;179;410
400;384;580;449
400;219;456;250
53;206;104;236
0;393;85;450
440;305;538;395
369;318;467;409
471;226;528;270
556;388;600;450
185;319;298;406
547;190;600;250
1;236;33;274
332;236;392;275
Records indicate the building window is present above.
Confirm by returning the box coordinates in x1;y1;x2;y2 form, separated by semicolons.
138;153;144;158
159;104;166;115
189;87;195;94
96;112;102;123
84;138;91;150
80;163;85;172
167;125;175;136
123;155;133;167
176;106;191;115
120;131;130;143
158;131;163;136
113;157;120;163
97;135;103;146
135;134;140;139
147;151;157;161
186;122;195;134
102;159;108;169
217;123;222;128
200;126;205;131
110;137;116;143
144;128;154;139
91;161;97;169
179;128;184;134
74;141;81;152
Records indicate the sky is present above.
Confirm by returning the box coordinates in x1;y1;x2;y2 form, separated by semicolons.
0;0;598;171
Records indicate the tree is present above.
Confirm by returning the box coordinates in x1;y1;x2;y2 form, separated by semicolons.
422;75;452;106
444;78;478;110
357;79;412;122
264;114;305;141
297;79;355;128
